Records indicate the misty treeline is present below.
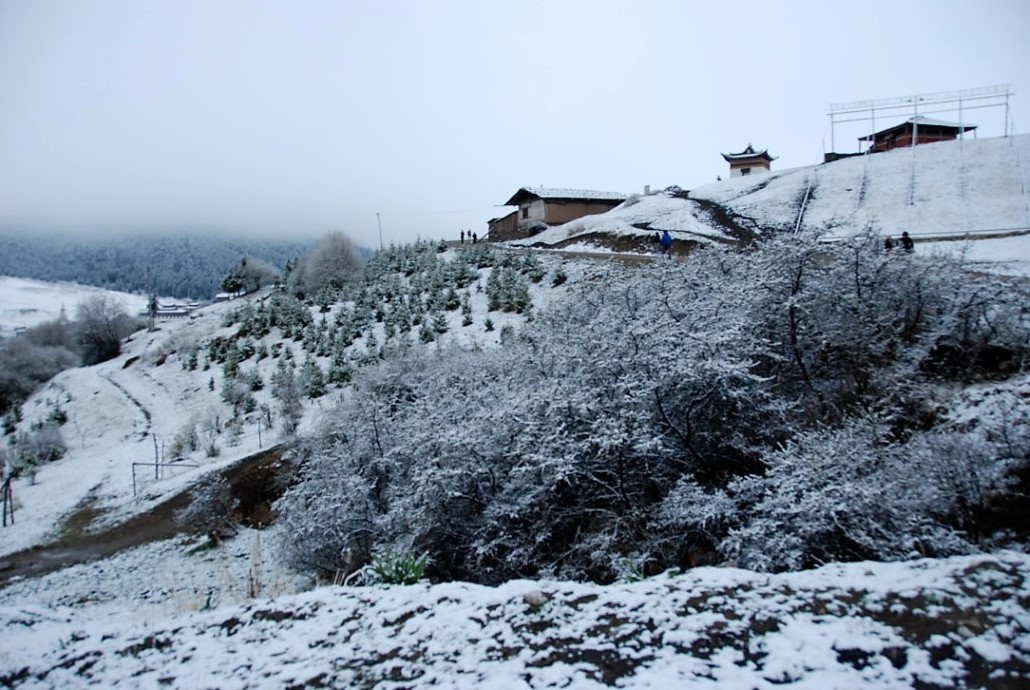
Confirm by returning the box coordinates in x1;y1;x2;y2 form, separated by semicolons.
279;236;1029;582
0;233;313;299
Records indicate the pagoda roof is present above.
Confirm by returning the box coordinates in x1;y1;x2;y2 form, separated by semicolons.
858;116;977;141
503;187;627;206
721;144;775;162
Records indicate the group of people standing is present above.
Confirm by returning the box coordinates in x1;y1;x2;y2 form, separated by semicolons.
652;230;673;255
884;231;915;253
459;230;478;244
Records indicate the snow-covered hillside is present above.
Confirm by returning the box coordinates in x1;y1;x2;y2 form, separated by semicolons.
696;134;1030;238
513;134;1030;275
0;247;596;562
1;138;1029;688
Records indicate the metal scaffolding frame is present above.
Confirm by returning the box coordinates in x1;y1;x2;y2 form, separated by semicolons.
827;85;1013;153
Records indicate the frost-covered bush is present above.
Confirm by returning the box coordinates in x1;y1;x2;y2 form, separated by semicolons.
271;359;303;436
720;389;1029;573
76;294;139;365
279;237;1030;582
0;335;77;415
10;423;66;481
169;422;199;459
286;231;363;299
720;423;965;572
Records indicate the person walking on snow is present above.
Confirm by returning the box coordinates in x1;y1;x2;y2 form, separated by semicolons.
900;231;914;253
660;230;672;256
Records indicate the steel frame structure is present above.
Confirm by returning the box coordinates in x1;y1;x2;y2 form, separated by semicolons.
827;85;1013;153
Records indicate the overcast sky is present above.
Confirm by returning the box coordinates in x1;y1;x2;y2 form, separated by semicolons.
1;0;1027;249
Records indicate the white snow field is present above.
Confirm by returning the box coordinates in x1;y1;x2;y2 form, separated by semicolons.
0;277;150;337
0;134;1028;688
2;549;1027;688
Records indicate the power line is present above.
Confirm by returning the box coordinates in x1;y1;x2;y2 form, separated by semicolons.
376;206;504;218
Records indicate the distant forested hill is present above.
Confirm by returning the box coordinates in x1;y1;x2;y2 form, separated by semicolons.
0;233;316;299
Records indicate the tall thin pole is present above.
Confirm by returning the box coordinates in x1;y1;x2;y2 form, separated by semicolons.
1005;91;1010;137
377;212;383;250
958;97;963;140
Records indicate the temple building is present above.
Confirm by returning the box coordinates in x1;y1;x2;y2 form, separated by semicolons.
721;144;775;177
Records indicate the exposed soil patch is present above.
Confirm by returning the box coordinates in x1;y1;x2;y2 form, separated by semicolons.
531;231;706;259
689;197;759;247
54;486;111;543
0;444;287;586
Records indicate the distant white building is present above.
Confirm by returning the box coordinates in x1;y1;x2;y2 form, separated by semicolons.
721;144;775;177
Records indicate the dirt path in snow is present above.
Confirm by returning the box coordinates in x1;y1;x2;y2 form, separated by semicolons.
0;444;285;587
100;371;153;440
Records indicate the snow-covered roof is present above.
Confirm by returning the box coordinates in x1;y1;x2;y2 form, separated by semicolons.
859;115;977;141
721;144;774;162
504;186;627;206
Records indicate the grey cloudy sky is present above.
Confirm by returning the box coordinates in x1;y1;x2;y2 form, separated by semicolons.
1;0;1027;249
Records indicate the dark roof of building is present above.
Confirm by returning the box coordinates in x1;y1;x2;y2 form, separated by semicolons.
858;116;977;141
503;187;627;206
721;144;775;163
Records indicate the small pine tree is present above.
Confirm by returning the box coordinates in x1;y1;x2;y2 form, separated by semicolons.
301;359;327;399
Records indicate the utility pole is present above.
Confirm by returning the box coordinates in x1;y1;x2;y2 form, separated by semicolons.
377;212;383;250
146;267;156;331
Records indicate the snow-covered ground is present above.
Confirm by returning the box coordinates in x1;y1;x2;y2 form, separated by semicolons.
509;134;1030;276
1;136;1029;687
693;134;1030;239
1;249;1027;687
0;251;601;561
2;546;1027;688
0;276;150;337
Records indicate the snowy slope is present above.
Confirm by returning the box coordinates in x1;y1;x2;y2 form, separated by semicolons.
519;192;737;248
689;134;1030;238
510;134;1030;274
0;250;599;560
1;142;1029;687
1;549;1027;688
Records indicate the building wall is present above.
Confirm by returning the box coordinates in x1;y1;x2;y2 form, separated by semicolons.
517;199;546;225
492;199;623;241
869;129;961;153
487;211;519;242
729;160;771;177
539;200;622;225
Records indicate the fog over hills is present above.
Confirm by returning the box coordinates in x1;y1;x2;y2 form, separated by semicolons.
0;232;313;300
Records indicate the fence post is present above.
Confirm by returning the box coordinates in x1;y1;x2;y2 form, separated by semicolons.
2;478;13;527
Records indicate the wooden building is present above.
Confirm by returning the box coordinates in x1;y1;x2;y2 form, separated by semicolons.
721;144;775;177
859;116;977;153
489;187;626;241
